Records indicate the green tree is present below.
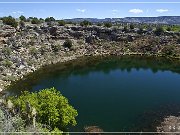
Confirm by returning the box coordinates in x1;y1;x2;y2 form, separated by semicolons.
137;27;144;34
39;18;44;23
123;26;128;32
80;20;92;27
31;17;40;24
63;39;73;49
166;27;171;31
130;24;135;29
19;20;25;28
10;88;78;130
2;16;18;28
19;15;26;22
45;17;55;22
58;20;66;26
154;26;164;36
104;22;112;28
97;23;102;26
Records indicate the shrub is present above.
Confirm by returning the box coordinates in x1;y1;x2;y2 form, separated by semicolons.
97;23;102;26
52;43;61;52
104;22;112;28
58;20;65;26
80;20;92;27
2;47;12;55
0;108;26;132
2;59;13;67
154;26;164;36
137;27;144;34
123;26;128;32
45;17;55;22
19;15;26;22
177;38;180;44
130;24;135;29
166;27;171;31
29;47;38;55
2;16;18;28
161;45;175;56
10;88;78;130
63;39;73;48
39;18;44;23
31;17;40;24
19;20;25;28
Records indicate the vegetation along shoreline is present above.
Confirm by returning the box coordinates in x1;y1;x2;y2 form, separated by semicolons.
0;15;180;91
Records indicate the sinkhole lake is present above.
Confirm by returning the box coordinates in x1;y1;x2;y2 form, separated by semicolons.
7;56;180;131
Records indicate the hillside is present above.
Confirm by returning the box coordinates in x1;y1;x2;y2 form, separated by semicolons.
65;16;180;25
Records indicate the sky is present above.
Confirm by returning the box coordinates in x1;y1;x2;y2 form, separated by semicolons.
0;0;180;19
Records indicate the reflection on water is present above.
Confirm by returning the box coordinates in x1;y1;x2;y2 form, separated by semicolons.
6;56;180;131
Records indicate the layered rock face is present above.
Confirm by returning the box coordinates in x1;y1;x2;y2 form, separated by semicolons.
0;23;180;90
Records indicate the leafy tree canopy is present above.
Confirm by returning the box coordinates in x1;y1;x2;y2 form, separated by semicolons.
10;88;78;130
2;16;18;28
19;15;26;22
45;17;56;22
58;20;66;26
31;17;41;24
104;22;112;28
80;20;92;27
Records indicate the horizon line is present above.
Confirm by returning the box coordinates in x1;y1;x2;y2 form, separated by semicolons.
1;2;180;4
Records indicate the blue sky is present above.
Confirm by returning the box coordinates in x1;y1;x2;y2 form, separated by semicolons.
0;0;180;19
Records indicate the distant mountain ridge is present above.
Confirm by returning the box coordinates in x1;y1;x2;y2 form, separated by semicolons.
65;16;180;25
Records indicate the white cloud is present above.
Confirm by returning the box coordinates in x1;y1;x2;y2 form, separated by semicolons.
129;9;143;14
156;9;169;13
112;9;119;12
76;9;86;13
112;9;119;15
17;11;24;14
12;11;24;14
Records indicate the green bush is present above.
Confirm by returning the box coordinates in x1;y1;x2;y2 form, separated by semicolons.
104;22;112;28
29;47;38;55
97;23;102;26
2;47;12;55
123;26;128;32
154;26;164;36
80;20;92;27
10;88;78;130
39;18;44;23
19;15;26;22
166;27;171;31
161;45;175;56
63;39;73;48
31;17;41;24
52;43;61;52
45;17;55;22
19;20;25;28
2;16;18;28
58;20;66;26
137;27;144;34
130;24;135;29
177;38;180;44
2;59;13;67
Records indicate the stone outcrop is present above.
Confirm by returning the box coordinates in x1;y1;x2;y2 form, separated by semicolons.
157;116;180;134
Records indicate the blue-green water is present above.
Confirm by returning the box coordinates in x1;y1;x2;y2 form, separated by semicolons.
7;56;180;131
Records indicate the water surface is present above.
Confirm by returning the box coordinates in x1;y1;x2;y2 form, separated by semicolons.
7;56;180;131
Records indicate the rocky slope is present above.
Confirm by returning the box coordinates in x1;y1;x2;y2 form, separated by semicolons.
0;23;180;91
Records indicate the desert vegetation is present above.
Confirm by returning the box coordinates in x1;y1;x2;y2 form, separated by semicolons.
0;88;78;134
